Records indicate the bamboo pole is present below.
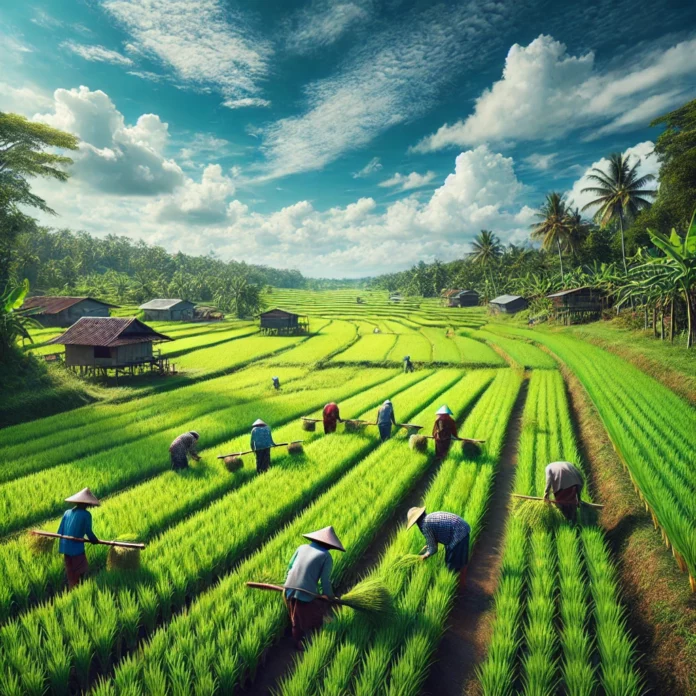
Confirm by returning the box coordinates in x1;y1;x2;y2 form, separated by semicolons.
217;441;304;459
511;494;604;509
246;582;361;611
31;530;145;550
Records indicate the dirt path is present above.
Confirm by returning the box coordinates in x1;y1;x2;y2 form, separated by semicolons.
422;378;528;696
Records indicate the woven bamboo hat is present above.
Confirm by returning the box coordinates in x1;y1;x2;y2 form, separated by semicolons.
65;488;101;507
406;506;426;530
189;431;199;439
252;419;267;427
303;526;345;552
436;405;453;415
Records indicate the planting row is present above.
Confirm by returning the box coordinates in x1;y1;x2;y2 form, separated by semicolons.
0;368;396;536
0;370;424;619
278;368;523;696
93;370;494;695
515;328;696;586
268;320;358;364
477;370;641;696
0;370;465;695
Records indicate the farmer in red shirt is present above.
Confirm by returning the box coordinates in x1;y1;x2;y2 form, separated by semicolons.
322;402;342;434
432;405;457;459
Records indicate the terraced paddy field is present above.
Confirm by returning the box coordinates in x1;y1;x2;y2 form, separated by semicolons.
4;290;695;695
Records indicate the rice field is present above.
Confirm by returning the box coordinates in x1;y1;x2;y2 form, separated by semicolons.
5;289;694;694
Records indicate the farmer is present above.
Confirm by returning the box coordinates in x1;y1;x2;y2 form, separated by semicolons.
272;376;281;391
251;418;276;473
57;488;100;590
407;507;470;590
322;402;342;434
169;431;200;470
432;405;457;459
376;399;396;441
284;526;345;650
403;355;414;373
544;461;584;521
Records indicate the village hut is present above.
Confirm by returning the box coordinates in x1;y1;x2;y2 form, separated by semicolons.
139;299;196;322
489;294;528;314
259;308;309;335
452;290;479;307
21;296;116;327
547;287;603;324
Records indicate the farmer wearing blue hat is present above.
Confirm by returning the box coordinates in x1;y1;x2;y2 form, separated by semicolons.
432;405;457;459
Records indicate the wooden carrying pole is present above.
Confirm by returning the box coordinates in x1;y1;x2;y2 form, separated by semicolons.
424;435;485;444
31;530;146;549
397;423;423;430
511;494;604;509
217;441;304;460
246;581;361;610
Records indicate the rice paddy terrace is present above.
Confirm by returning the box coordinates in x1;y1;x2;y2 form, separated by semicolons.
2;289;695;695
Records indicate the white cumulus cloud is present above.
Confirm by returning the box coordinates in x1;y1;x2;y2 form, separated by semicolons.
379;171;436;191
414;34;696;152
61;41;134;66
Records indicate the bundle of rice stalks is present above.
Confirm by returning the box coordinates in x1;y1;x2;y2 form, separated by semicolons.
107;535;141;572
344;420;367;433
461;440;482;458
27;532;55;555
409;435;428;453
287;442;304;455
224;456;244;472
301;420;316;432
392;554;423;571
511;499;564;529
340;578;394;618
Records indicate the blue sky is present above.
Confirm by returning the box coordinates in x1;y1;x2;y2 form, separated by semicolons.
1;0;695;277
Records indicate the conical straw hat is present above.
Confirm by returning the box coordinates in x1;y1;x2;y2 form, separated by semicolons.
435;405;453;415
252;419;267;427
65;488;101;506
303;526;345;552
406;506;426;529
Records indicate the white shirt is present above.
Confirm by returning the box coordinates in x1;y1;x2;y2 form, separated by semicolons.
544;461;583;497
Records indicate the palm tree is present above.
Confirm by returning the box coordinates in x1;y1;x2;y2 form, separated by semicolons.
469;230;502;294
566;207;590;259
580;152;657;274
531;192;572;283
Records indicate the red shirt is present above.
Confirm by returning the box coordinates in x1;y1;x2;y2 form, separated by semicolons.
432;414;457;440
323;403;340;422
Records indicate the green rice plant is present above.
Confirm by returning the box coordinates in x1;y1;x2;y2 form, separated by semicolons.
158;324;259;358
387;333;432;362
474;329;557;369
0;371;463;693
331;332;398;362
277;369;522;696
421;327;461;363
452;335;505;366
268;320;357;364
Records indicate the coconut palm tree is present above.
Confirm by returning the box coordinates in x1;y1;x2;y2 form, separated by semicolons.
469;230;502;294
566;207;591;259
580;152;657;274
531;192;572;283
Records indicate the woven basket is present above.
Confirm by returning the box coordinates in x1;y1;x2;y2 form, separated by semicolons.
224;456;244;472
302;420;316;432
409;435;428;452
287;442;304;455
344;420;367;433
461;440;482;458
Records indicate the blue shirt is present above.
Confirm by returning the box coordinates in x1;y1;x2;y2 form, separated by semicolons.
377;402;396;425
57;507;98;556
418;512;470;556
251;425;275;450
284;541;334;602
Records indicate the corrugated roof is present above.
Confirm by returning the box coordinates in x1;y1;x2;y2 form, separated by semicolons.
455;289;478;297
22;296;117;314
139;298;194;310
260;308;302;317
490;294;524;304
547;287;591;298
49;317;171;346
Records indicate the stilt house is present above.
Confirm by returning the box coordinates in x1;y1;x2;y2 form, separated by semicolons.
21;296;116;327
139;299;196;322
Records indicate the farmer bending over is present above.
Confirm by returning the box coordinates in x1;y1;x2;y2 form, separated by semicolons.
272;376;281;390
403;355;414;373
58;488;100;589
432;405;457;459
285;526;345;650
251;418;275;473
544;461;583;521
169;430;200;470
322;402;342;434
407;507;470;590
376;399;396;441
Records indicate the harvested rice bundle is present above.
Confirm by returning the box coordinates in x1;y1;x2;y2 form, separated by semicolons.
511;499;564;529
224;456;244;472
409;434;428;452
461;440;482;458
26;531;55;555
107;535;141;571
287;442;304;455
301;420;316;432
344;420;367;433
340;577;394;619
392;553;423;571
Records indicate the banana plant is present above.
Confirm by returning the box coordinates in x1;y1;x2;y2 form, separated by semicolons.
0;278;40;357
646;209;696;347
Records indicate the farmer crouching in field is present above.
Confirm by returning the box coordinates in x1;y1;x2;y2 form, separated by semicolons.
251;418;275;473
376;399;396;441
322;402;342;434
169;430;200;470
407;507;471;591
544;461;584;521
58;488;100;589
284;526;345;650
432;405;457;459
